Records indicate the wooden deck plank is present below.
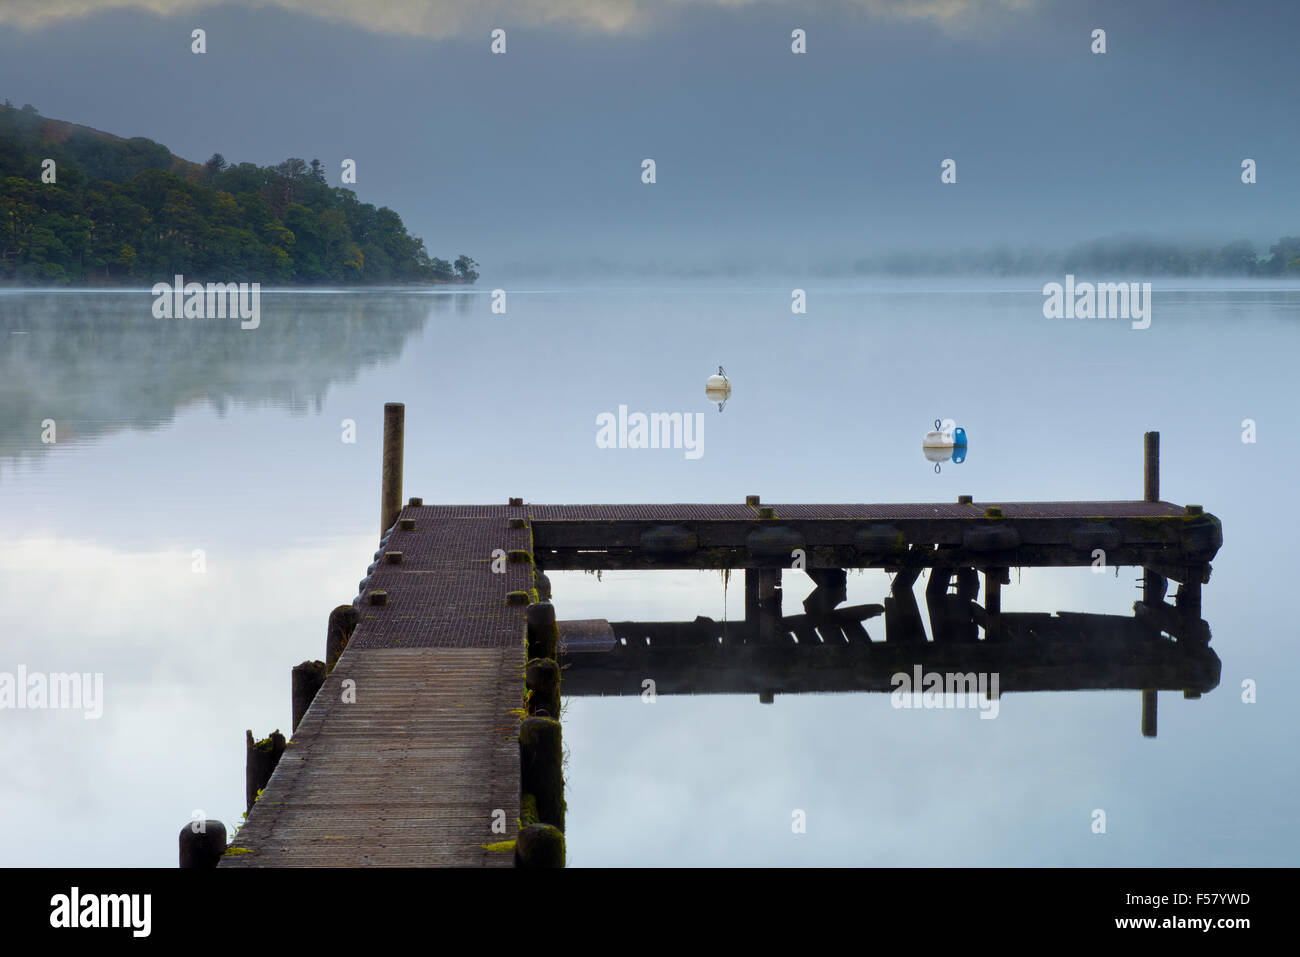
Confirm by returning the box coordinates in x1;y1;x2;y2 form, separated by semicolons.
222;645;522;868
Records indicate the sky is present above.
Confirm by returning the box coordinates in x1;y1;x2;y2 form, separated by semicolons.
2;0;1298;277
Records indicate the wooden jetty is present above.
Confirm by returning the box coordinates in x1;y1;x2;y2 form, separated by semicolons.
187;420;1221;868
219;501;536;867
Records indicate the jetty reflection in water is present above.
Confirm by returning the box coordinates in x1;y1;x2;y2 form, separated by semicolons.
559;569;1219;737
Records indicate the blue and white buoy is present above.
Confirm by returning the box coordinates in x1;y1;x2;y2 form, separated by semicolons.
922;418;968;472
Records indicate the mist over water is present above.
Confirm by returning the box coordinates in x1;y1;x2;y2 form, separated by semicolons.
1;279;1294;865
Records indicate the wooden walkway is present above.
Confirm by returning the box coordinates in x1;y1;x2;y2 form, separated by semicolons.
220;496;1219;866
221;503;533;867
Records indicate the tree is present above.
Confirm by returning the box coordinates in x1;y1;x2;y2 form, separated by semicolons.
203;153;228;181
1217;240;1257;276
1262;236;1300;275
454;254;479;282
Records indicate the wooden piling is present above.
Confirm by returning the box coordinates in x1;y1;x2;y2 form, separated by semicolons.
515;824;565;868
758;568;782;642
178;820;227;868
380;402;405;536
1177;578;1202;620
325;604;360;670
291;660;326;732
984;569;1002;640
519;716;564;831
1144;431;1159;503
525;657;561;719
744;569;760;635
245;729;286;813
1143;432;1161;611
1176;576;1205;645
526;602;559;660
1141;689;1157;738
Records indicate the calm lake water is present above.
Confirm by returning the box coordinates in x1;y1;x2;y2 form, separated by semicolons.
1;278;1297;866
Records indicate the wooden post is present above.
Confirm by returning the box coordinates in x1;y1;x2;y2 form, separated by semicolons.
245;729;286;813
515;824;565;868
291;660;326;732
886;560;925;643
325;604;360;670
744;569;760;639
526;602;559;660
1141;689;1157;738
984;570;1002;640
1144;431;1159;503
380;402;405;537
758;568;781;642
525;658;561;719
925;566;952;643
519;717;564;831
1177;576;1202;619
1143;432;1161;611
1176;574;1205;645
178;821;227;868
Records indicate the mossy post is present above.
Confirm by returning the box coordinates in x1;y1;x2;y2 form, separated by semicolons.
178;820;227;868
525;658;561;718
526;602;559;660
515;824;565;868
380;402;405;537
519;716;564;831
245;729;286;813
291;659;326;732
325;603;360;670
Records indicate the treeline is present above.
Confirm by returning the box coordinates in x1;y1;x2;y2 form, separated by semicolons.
0;101;477;285
847;236;1300;278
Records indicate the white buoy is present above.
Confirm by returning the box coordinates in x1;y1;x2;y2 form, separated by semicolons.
705;366;731;410
922;418;967;449
922;418;968;472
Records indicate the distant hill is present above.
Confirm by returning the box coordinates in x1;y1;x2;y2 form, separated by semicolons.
0;100;477;285
10;107;205;183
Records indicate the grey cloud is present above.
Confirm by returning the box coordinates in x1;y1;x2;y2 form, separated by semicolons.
0;0;1038;37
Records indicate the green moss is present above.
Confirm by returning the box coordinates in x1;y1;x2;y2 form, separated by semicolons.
223;846;254;856
482;840;516;852
519;793;539;827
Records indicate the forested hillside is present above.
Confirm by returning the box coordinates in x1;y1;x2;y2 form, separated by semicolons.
0;101;477;285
